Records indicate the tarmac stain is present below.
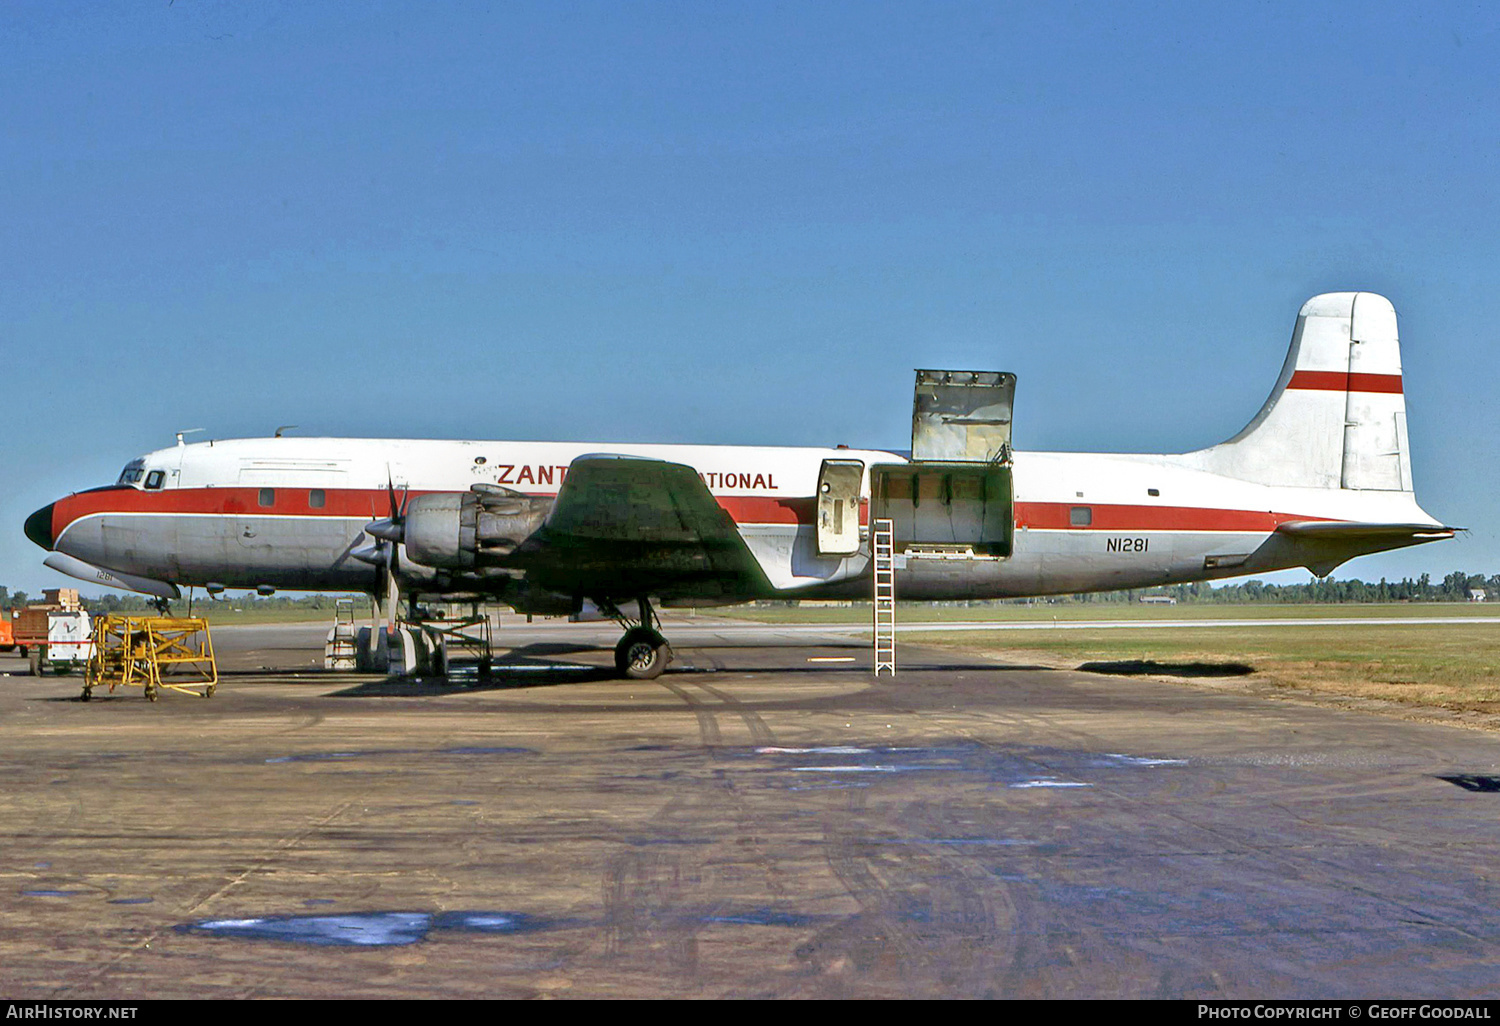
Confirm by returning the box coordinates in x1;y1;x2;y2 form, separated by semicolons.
184;912;432;946
181;910;554;947
108;897;154;905
1010;780;1092;789
1099;753;1187;767
23;890;87;898
701;910;825;927
748;742;1186;790
265;752;372;764
870;837;1042;847
432;911;553;934
790;765;908;773
266;747;534;764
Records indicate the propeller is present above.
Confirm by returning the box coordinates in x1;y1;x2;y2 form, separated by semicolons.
356;468;410;644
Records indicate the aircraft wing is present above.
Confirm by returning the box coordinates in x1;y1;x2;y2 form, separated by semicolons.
1275;521;1457;542
512;455;772;600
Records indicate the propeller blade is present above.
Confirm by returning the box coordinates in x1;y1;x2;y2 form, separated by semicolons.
383;557;400;654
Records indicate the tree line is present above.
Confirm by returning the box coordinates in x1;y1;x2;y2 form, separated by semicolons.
0;571;1494;614
0;588;360;614
1051;571;1494;605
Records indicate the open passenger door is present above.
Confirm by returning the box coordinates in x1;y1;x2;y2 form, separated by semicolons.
816;459;864;556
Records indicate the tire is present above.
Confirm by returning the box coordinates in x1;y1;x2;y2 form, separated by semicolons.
614;627;671;680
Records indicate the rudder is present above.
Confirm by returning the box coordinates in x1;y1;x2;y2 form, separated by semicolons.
1181;292;1411;491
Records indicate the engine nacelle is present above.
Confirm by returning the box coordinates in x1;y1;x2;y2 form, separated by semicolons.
404;488;552;569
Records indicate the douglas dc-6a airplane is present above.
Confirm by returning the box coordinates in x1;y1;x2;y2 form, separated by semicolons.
25;293;1454;678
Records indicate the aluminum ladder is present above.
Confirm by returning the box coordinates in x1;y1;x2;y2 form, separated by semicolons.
872;518;896;676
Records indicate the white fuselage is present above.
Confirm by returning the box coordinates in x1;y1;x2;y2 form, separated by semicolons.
38;434;1445;603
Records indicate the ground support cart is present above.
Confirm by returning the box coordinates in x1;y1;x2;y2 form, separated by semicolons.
84;616;218;702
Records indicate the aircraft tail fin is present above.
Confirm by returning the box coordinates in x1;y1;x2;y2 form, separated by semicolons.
1181;292;1413;491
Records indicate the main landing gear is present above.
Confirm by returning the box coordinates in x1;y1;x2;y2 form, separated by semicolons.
605;597;673;680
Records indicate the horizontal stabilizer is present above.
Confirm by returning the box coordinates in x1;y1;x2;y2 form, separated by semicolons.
1275;521;1456;542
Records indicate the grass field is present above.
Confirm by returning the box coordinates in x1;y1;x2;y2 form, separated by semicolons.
912;621;1500;717
165;605;370;625
715;601;1499;623
719;602;1500;721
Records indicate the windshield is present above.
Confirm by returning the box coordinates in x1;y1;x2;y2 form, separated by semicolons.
116;460;146;487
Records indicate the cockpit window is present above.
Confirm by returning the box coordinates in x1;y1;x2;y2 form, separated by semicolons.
116;462;145;487
144;470;165;490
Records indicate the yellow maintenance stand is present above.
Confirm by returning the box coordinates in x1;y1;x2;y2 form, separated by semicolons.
83;616;217;702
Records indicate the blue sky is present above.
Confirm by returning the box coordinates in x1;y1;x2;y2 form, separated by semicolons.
2;1;1496;593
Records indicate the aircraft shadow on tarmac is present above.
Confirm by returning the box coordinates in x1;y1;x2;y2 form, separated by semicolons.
324;643;1056;697
1076;659;1255;678
1437;774;1500;792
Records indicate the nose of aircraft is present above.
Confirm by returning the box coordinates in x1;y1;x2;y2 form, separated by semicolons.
24;503;55;550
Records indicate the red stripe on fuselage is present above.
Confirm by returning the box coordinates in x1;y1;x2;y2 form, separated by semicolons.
49;486;1334;539
1013;502;1322;532
47;486;817;530
1286;371;1403;394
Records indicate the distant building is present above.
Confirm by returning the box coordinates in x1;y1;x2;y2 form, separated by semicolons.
1139;594;1177;605
1467;587;1487;603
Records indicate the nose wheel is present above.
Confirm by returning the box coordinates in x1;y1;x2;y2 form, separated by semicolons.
605;596;673;680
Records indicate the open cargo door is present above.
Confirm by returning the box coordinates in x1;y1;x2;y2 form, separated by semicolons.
872;369;1016;559
911;369;1014;462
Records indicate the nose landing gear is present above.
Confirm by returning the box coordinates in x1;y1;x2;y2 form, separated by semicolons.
604;597;673;680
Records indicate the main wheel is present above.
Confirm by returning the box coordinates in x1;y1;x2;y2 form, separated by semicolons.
614;627;671;680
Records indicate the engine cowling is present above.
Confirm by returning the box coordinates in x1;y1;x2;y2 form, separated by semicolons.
403;487;552;569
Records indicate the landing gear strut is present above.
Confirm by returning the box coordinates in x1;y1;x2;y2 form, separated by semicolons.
606;597;672;680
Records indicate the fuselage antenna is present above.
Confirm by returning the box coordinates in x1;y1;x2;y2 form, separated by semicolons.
175;428;206;447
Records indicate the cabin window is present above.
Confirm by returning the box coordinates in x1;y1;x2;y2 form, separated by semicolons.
1148;488;1160;497
144;470;165;490
309;489;326;508
258;488;275;508
1070;506;1092;527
